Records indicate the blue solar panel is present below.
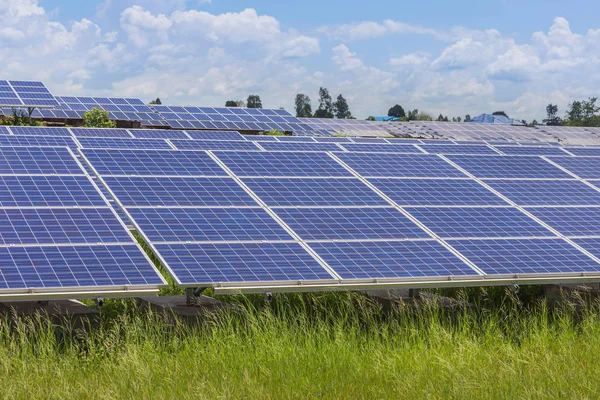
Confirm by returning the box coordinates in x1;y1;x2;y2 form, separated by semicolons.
0;135;77;150
446;155;571;179
495;146;570;156
0;245;164;289
0;208;130;245
129;130;189;140
340;144;422;153
0;126;9;135
448;238;600;275
547;157;600;179
258;142;343;152
0;147;83;175
406;207;553;238
10;127;72;137
154;242;333;284
170;139;260;151
77;137;171;150
563;148;600;157
215;151;352;177
83;149;227;176
571;238;600;260
485;180;600;206
274;136;316;142
0;176;106;207
2;81;58;107
351;138;390;143
419;144;497;155
314;137;353;143
71;128;132;138
102;176;257;207
386;139;424;144
129;208;292;242
242;177;388;207
526;207;600;237
273;208;429;240
246;135;280;142
369;178;508;206
336;153;466;178
309;241;477;279
186;131;245;141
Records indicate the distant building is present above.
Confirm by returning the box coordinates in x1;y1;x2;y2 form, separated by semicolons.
469;113;523;125
374;116;400;121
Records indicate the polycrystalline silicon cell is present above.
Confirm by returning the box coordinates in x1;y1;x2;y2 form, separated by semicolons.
0;208;131;245
547;157;600;179
275;136;316;142
82;149;227;176
571;238;600;259
77;137;171;150
0;176;106;207
272;208;429;241
0;245;165;289
419;144;498;155
0;135;77;150
102;176;257;207
215;151;352;177
339;144;423;154
185;131;245;141
447;238;600;275
495;146;570;156
335;153;466;178
246;135;279;142
564;148;600;157
314;137;353;143
129;130;189;140
170;139;259;151
0;147;83;175
485;180;600;206
242;177;389;207
0;126;9;135
10;127;72;137
445;155;571;179
405;207;553;238
525;207;600;237
309;241;477;280
128;208;293;243
154;242;333;284
258;142;342;152
369;178;508;206
71;128;132;138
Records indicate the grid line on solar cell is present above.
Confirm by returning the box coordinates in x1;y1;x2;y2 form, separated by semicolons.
129;130;190;140
547;157;600;179
0;135;77;150
185;131;244;141
154;242;333;284
242;177;389;207
215;151;353;177
258;142;343;152
494;146;570;156
445;155;572;179
170;139;260;151
128;208;293;243
77;137;172;150
0;147;83;175
82;149;228;177
9;127;72;137
368;178;508;206
525;207;600;237
339;144;423;153
419;144;498;155
335;153;466;178
0;208;131;245
71;128;133;138
485;180;600;206
448;238;600;275
406;207;553;238
572;239;600;261
309;241;477;280
0;176;106;207
273;208;429;241
102;176;257;207
0;244;165;289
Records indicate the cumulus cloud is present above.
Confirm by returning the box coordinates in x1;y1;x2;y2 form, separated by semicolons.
319;19;446;41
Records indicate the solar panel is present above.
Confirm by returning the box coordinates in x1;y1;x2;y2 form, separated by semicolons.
10;127;72;137
485;180;600;206
215;151;352;177
547;157;600;179
0;245;165;289
246;135;280;142
448;238;600;275
82;149;227;176
0;126;9;135
185;131;245;141
242;177;389;207
129;130;190;140
494;146;570;156
309;241;476;279
314;137;353;143
272;136;316;142
339;144;422;154
0;135;78;150
571;238;600;260
102;176;257;207
563;148;600;157
0;147;83;175
335;153;466;178
128;208;293;242
419;144;497;155
446;155;572;179
170;139;260;151
56;97;165;126
0;80;58;107
0;176;106;207
406;207;553;238
273;208;429;240
351;138;391;143
153;242;333;284
258;142;343;152
525;207;600;237
369;178;508;206
71;128;132;139
77;137;171;150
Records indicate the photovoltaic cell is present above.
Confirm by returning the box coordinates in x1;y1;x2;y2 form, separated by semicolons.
485;180;600;206
405;207;553;238
448;238;600;275
82;149;227;176
275;136;316;142
185;131;245;141
0;135;77;150
564;148;600;157
129;130;189;140
369;178;508;206
246;135;280;142
102;176;257;207
242;177;389;207
419;144;498;155
10;127;72;137
314;137;353;143
339;144;422;154
335;153;466;178
77;137;171;150
495;146;570;157
547;157;600;179
258;142;342;152
170;139;260;151
0;147;83;175
71;128;132;138
154;242;333;284
0;176;106;207
571;238;600;260
0;127;9;135
309;241;477;279
526;207;600;237
446;155;572;179
273;208;429;240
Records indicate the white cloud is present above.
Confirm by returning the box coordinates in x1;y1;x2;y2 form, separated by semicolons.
319;19;446;41
389;53;430;67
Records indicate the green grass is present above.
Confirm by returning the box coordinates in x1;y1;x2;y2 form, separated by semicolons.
1;290;599;399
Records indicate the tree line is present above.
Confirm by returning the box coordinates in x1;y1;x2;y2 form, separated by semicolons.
544;98;600;127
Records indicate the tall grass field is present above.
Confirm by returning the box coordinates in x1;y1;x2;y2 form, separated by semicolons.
0;289;599;399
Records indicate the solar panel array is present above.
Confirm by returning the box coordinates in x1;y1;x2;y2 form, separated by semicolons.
53;97;167;126
0;81;58;107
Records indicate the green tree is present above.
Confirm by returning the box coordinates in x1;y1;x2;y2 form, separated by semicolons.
366;116;376;121
334;94;352;119
437;114;445;121
564;97;600;126
464;114;471;122
83;108;117;128
407;109;419;121
532;119;539;126
417;112;433;121
387;104;406;119
225;100;238;107
543;104;561;126
456;116;462;122
10;108;40;126
314;87;334;118
492;111;509;118
149;98;162;105
247;95;262;108
294;94;312;118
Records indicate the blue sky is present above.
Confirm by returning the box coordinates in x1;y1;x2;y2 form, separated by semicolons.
2;0;599;120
